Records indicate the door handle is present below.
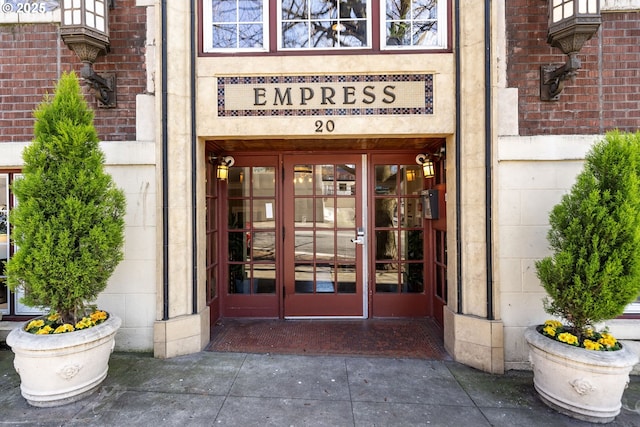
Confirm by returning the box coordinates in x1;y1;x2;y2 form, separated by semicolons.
351;227;365;245
351;236;364;245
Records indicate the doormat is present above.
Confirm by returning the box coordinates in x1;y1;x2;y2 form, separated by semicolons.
206;318;450;360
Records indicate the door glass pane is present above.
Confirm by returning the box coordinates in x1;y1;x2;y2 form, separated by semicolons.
253;231;275;261
253;166;275;197
336;164;356;191
376;230;398;262
320;197;335;228
375;165;398;194
316;265;334;293
228;166;250;197
295;197;314;224
336;198;355;227
375;198;398;227
318;164;334;195
228;232;249;261
295;264;314;293
403;263;424;293
402;165;423;195
375;267;398;293
254;264;276;293
295;232;313;261
315;230;334;262
337;264;356;293
337;231;355;262
229;199;250;228
294;165;313;195
253;199;275;228
400;230;423;260
229;264;250;294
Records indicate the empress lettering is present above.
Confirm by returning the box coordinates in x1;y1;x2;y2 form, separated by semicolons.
253;85;397;107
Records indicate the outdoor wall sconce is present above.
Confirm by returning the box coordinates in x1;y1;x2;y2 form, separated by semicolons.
415;154;435;179
416;146;445;179
208;155;235;181
541;0;601;101
60;0;116;108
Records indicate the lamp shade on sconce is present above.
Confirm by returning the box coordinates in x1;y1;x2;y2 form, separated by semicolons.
547;0;601;55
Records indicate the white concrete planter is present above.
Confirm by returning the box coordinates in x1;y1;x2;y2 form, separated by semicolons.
6;314;121;407
524;326;638;423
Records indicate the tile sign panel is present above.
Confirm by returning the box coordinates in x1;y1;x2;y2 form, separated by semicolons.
217;74;434;117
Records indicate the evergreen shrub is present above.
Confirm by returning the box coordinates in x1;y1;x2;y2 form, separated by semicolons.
6;72;126;326
535;131;640;344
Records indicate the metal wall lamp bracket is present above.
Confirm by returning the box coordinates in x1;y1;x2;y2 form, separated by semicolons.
541;52;581;101
81;63;116;108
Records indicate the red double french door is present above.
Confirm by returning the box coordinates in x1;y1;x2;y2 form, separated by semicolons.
216;150;442;320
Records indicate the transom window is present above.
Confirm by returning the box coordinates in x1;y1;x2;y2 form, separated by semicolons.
202;0;448;53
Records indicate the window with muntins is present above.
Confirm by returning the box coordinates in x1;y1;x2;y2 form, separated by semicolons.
202;0;448;53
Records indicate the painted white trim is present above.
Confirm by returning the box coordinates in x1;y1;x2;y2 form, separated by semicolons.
498;135;599;162
0;141;155;167
602;0;640;11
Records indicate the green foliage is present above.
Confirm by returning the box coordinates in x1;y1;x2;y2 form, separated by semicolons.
535;131;640;338
6;72;126;325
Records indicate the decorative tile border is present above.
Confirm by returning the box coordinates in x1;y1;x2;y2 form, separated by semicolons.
217;74;434;117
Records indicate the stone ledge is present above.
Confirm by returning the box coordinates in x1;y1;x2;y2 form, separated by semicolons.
0;321;24;343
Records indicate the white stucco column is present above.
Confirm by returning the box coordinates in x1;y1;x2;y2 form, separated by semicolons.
153;1;210;358
443;0;504;374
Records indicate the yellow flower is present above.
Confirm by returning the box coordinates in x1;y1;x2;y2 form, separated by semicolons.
26;319;45;331
47;312;60;322
598;333;617;349
543;325;557;336
35;325;54;335
583;339;603;351
544;320;563;328
75;317;94;330
558;332;578;345
90;310;107;322
53;324;75;334
584;329;594;338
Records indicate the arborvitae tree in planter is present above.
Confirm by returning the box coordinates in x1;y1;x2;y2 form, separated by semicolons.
535;131;640;342
6;71;126;326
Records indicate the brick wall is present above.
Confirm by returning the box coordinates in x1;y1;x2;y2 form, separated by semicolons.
0;0;146;143
506;3;640;135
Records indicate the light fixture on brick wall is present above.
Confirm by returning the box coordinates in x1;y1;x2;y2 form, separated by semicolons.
60;0;116;108
541;0;601;101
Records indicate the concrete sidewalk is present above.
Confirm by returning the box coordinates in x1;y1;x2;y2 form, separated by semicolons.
1;349;639;426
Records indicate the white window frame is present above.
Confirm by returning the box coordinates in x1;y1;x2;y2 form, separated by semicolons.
381;0;448;50
0;173;45;316
625;298;640;314
277;0;372;51
202;0;270;53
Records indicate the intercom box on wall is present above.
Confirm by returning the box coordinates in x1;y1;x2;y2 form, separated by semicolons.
421;189;439;220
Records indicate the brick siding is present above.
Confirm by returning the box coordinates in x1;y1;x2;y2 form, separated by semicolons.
506;3;639;135
0;0;146;143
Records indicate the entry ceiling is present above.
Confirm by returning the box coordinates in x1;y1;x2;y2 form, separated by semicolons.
206;138;445;153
